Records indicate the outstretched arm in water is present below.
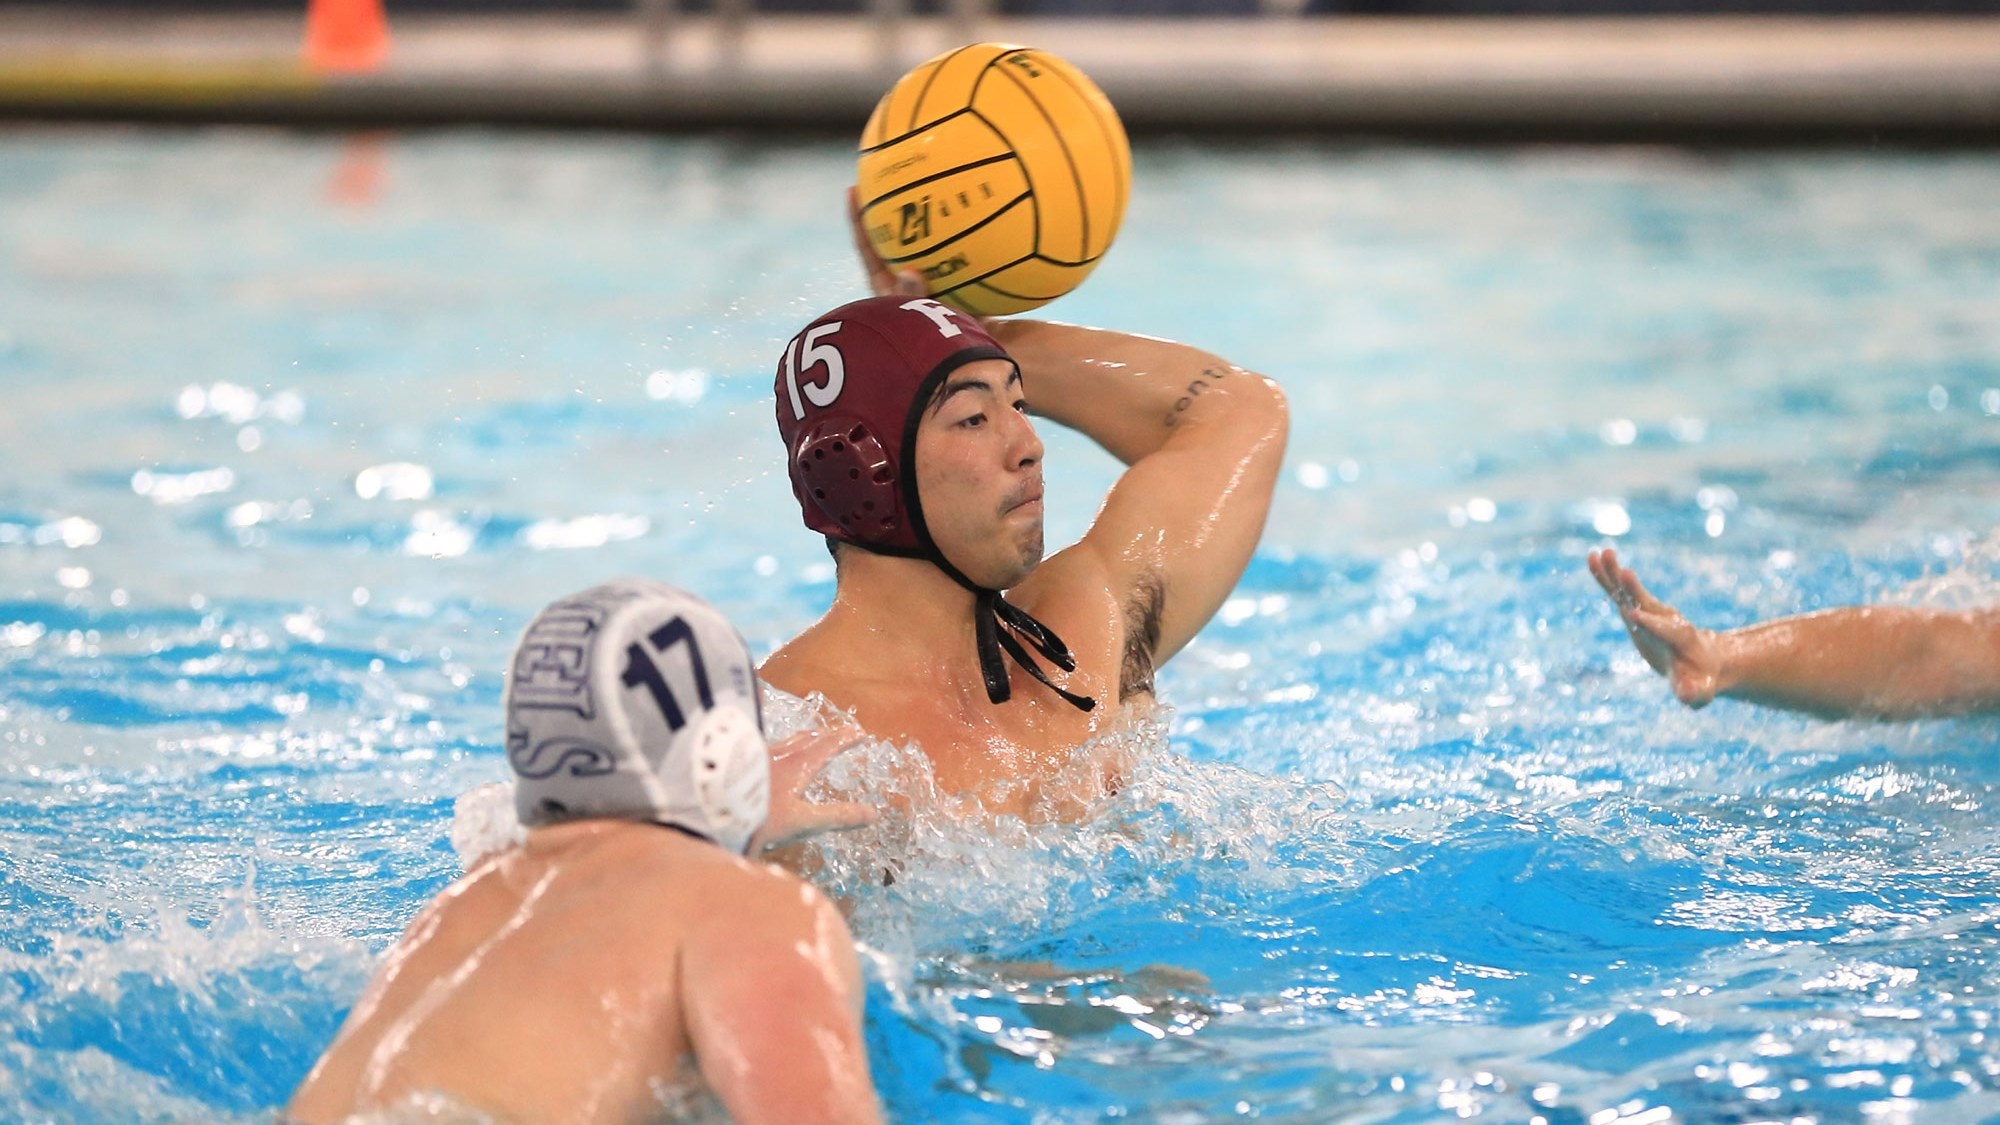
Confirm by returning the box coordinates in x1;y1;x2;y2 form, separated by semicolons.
1588;547;2000;720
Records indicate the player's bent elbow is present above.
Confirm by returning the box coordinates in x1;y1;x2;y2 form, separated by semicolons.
1162;365;1285;458
1200;368;1286;437
1232;372;1290;456
1235;369;1287;414
1258;372;1290;433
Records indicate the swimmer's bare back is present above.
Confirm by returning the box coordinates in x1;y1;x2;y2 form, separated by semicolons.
287;821;878;1125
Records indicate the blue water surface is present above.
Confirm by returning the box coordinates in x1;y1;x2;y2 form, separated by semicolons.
1;127;1998;1122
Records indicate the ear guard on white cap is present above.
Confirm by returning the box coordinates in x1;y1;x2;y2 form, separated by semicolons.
685;706;770;853
504;579;771;855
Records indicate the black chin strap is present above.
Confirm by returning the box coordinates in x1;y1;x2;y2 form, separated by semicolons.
974;589;1096;712
884;347;1095;714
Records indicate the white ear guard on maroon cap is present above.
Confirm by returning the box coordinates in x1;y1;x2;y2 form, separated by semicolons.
503;579;770;855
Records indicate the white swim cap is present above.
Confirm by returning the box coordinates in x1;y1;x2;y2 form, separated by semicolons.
503;579;770;855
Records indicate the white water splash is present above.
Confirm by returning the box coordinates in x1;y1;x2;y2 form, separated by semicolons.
448;783;525;871
762;688;1352;958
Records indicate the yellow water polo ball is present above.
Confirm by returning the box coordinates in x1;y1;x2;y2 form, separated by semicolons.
857;43;1132;317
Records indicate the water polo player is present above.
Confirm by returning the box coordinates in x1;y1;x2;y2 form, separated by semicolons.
758;211;1289;820
288;580;881;1125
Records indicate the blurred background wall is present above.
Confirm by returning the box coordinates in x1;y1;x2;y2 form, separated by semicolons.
7;0;2000;12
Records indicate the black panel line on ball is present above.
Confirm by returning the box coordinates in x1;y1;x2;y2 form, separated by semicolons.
967;43;1013;104
877;192;1034;266
908;44;978;134
972;105;1039;256
1033;250;1100;269
856;149;1016;210
951;281;990;310
1041;61;1126;241
958;282;1008;315
930;251;1039;298
858;153;1018;215
995;62;1085;261
973;275;1060;302
860;107;977;156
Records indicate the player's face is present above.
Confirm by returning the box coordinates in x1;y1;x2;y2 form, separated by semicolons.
915;359;1045;589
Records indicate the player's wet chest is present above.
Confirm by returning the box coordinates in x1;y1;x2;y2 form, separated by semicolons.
909;669;1115;779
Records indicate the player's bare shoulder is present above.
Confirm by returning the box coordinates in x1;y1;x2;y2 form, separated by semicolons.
757;627;839;700
678;854;860;1013
504;822;753;926
1015;537;1116;606
699;855;844;939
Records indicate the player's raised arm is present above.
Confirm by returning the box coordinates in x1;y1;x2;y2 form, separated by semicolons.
991;318;1289;663
682;872;882;1125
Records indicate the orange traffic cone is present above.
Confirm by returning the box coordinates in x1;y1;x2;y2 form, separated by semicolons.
303;0;390;74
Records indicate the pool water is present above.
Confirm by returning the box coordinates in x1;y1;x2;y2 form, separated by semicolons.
2;127;1998;1123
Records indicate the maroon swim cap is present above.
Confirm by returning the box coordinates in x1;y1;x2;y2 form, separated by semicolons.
774;295;1009;556
771;295;1094;714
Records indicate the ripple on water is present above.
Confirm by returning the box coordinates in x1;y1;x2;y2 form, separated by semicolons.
0;875;367;1121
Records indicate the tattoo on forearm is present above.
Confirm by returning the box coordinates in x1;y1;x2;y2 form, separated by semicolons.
1162;366;1231;428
